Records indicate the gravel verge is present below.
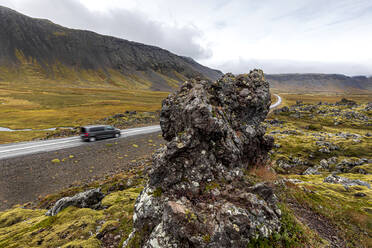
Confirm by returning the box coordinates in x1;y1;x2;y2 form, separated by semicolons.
0;132;164;210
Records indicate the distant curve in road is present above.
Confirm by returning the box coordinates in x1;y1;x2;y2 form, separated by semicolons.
0;94;282;160
270;94;282;109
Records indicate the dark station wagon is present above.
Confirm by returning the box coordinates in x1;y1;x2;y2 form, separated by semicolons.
80;125;121;142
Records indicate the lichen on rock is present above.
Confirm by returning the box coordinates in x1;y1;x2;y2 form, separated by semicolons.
124;70;280;247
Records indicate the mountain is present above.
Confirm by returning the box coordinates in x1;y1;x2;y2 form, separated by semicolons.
0;6;222;91
266;73;372;93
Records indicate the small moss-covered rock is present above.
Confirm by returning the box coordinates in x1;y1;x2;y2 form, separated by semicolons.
307;124;322;131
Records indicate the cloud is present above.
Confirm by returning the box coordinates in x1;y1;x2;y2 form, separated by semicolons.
214;58;371;76
0;0;212;59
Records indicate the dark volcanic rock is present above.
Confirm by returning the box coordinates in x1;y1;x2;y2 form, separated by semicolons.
273;106;290;115
335;98;357;107
324;175;371;189
365;102;372;111
46;188;104;216
153;72;273;190
124;71;280;247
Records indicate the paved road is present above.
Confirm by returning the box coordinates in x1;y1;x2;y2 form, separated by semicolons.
0;94;281;160
0;126;161;160
271;94;282;108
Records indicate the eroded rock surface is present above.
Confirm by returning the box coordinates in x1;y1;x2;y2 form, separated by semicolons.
46;188;104;216
324;175;371;189
124;71;280;247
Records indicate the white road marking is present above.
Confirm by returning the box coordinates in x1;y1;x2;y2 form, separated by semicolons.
0;138;82;153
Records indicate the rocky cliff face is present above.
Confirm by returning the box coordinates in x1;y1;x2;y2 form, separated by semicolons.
0;6;222;90
124;70;280;247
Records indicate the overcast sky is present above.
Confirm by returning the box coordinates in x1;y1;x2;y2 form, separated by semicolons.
1;0;372;75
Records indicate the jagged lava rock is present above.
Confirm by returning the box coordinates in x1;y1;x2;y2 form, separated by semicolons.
46;188;104;216
153;71;273;190
324;175;371;189
124;71;279;248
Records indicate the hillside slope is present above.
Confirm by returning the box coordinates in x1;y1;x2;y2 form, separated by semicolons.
0;6;222;91
267;73;372;93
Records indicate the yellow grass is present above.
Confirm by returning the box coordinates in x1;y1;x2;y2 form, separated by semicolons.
0;131;49;144
280;93;372;106
0;82;168;130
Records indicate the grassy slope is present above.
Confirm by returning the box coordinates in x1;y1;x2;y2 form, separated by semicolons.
0;78;168;143
0;81;168;129
278;93;371;106
0;131;49;144
0;85;168;144
0;159;325;248
0;52;175;129
268;94;372;247
0;188;142;248
0;55;174;143
0;165;146;248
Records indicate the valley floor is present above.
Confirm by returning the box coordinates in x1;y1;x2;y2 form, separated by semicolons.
0;93;371;248
0;80;168;144
0;81;282;144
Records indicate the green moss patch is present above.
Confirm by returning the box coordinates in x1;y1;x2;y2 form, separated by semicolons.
0;185;143;248
0;164;146;248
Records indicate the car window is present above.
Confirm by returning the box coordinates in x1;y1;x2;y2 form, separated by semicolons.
91;127;104;132
106;126;114;130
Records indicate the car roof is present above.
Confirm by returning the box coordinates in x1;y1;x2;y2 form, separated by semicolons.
82;125;109;128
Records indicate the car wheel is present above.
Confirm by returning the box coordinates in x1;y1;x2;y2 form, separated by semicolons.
115;133;120;138
89;137;96;142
